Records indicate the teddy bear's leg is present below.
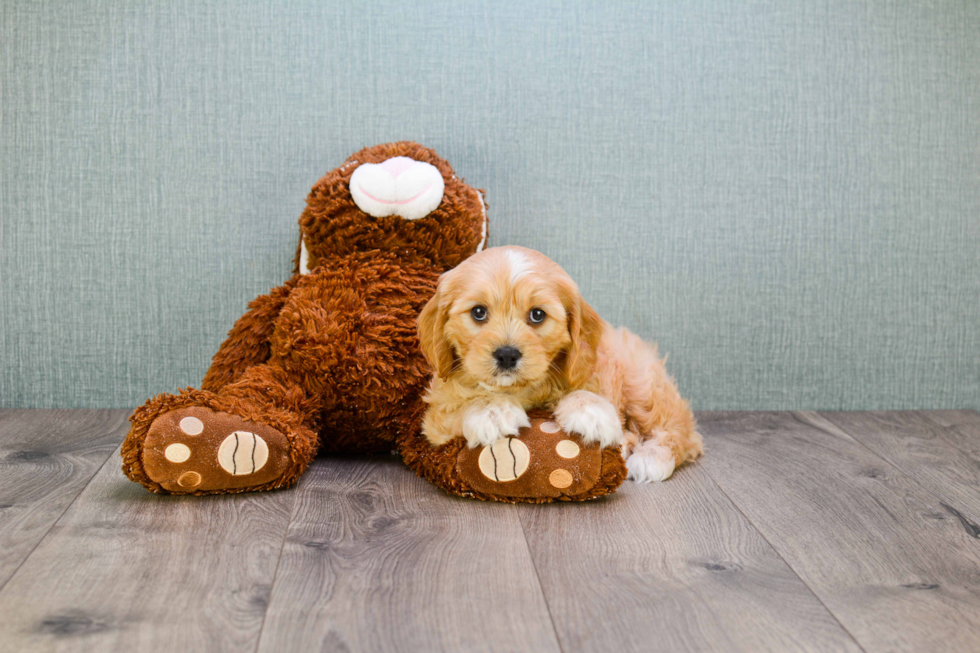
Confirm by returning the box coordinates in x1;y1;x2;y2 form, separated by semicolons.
122;362;321;495
201;277;300;393
397;410;628;503
263;258;438;454
122;257;436;494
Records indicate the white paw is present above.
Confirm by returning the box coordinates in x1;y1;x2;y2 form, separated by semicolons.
462;401;531;448
553;390;623;448
626;442;676;482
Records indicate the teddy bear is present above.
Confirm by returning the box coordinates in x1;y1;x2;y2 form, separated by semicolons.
121;142;626;502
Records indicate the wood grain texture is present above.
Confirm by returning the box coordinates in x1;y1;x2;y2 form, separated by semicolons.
256;456;562;653
0;444;294;652
518;464;860;653
820;410;980;515
920;409;980;447
699;411;980;653
4;409;979;652
0;409;126;591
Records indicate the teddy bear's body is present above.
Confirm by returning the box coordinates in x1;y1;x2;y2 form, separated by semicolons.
122;141;625;501
123;142;487;493
201;252;438;454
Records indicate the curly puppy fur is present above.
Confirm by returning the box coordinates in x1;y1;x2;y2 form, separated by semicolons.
122;142;487;493
418;246;703;482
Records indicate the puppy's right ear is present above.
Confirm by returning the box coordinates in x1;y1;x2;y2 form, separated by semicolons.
417;276;456;379
557;275;603;389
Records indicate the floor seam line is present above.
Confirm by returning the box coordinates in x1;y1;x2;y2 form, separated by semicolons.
695;451;868;653
801;411;980;523
0;423;123;596
917;410;980;460
517;510;567;653
251;477;303;653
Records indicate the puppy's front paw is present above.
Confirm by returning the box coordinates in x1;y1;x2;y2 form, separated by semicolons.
554;390;623;448
462;401;531;448
625;442;676;482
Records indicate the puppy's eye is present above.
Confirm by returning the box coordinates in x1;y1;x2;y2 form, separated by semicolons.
471;305;488;322
528;308;546;324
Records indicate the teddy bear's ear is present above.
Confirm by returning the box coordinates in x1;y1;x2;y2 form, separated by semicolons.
417;278;457;380
350;156;445;221
296;233;311;275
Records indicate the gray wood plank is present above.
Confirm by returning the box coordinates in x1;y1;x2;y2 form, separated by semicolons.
919;409;980;460
0;443;294;652
0;409;126;591
256;456;562;653
518;463;861;653
819;410;980;516
699;411;980;653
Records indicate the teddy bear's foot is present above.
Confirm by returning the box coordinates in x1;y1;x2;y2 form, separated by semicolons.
140;406;295;494
400;410;627;503
456;414;624;501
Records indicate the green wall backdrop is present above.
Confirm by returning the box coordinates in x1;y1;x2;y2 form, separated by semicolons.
2;0;979;409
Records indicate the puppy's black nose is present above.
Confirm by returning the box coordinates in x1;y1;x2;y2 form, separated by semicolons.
493;346;522;370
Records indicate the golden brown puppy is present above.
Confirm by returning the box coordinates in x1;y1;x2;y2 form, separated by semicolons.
418;246;703;482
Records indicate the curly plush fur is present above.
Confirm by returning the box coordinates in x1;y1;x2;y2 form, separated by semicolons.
122;142;627;502
122;142;488;494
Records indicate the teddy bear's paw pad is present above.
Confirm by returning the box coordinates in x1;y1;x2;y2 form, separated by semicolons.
477;437;531;482
457;417;606;499
143;407;291;493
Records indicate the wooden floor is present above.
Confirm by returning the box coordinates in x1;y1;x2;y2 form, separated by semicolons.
0;411;979;652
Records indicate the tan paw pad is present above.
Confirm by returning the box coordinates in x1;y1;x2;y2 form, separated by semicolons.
179;416;204;435
164;443;191;463
178;471;202;488
217;432;269;476
555;439;580;459
477;437;530;482
549;469;573;488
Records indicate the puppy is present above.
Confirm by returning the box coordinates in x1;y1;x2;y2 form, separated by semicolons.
417;246;702;482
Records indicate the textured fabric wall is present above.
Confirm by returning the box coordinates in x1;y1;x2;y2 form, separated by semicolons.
2;0;978;409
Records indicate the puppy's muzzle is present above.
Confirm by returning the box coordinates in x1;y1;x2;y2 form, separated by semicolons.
493;346;522;371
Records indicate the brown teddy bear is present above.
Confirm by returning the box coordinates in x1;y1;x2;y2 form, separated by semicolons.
121;142;626;502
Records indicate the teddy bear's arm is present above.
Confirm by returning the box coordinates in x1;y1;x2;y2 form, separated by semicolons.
201;277;300;393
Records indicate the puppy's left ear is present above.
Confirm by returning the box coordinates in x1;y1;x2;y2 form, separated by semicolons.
560;280;603;388
417;276;457;379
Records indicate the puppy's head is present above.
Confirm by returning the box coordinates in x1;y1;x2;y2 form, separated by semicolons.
417;246;602;390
